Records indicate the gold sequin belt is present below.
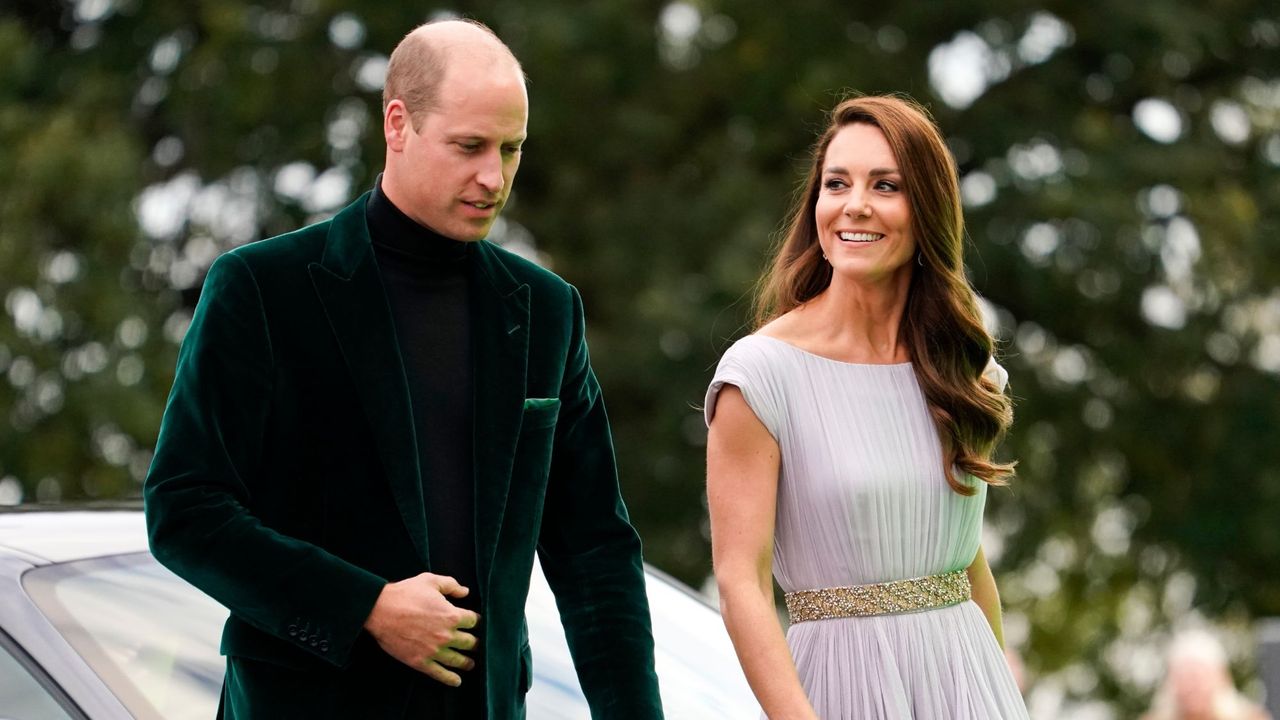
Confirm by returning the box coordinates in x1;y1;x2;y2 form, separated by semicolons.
784;569;971;623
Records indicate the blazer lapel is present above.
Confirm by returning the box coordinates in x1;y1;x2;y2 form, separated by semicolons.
470;242;530;591
307;194;430;569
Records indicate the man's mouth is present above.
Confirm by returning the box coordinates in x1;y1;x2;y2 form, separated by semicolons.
467;201;496;210
838;231;883;243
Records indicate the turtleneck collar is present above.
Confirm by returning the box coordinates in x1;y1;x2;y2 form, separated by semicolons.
366;174;470;264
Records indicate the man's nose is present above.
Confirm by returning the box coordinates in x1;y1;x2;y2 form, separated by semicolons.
476;151;505;194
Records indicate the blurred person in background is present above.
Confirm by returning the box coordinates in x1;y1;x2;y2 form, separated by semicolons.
1142;629;1271;720
1005;645;1029;694
144;18;661;720
704;94;1027;719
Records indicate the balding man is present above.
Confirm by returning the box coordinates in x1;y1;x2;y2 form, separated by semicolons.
145;19;663;719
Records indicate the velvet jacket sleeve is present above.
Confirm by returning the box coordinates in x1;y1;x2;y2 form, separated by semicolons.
143;252;385;667
535;286;664;718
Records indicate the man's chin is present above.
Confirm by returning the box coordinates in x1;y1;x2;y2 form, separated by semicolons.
440;224;490;243
464;221;498;243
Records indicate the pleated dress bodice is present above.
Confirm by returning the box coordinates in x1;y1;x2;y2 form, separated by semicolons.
706;334;1028;720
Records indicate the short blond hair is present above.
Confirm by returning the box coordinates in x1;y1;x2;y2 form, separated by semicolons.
381;19;522;128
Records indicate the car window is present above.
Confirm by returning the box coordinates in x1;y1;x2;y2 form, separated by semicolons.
22;553;225;720
0;633;76;720
524;561;758;718
19;547;758;719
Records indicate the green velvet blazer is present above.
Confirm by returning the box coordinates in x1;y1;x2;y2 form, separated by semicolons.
144;194;663;719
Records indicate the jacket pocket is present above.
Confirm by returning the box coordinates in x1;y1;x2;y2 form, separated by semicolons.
521;398;561;431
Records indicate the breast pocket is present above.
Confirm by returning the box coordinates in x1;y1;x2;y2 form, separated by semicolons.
521;397;561;430
514;398;560;488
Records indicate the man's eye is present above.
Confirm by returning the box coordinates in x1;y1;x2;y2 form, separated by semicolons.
457;143;480;153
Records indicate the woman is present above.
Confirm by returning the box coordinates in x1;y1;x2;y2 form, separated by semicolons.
705;95;1028;719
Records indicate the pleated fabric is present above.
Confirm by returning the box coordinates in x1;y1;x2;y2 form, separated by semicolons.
705;334;1028;720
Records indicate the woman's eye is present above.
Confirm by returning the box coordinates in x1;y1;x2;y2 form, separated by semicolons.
823;178;847;190
875;180;899;191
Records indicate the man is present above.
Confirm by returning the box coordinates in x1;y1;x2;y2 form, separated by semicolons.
144;19;663;719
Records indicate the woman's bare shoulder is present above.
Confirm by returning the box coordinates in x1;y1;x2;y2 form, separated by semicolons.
754;308;808;342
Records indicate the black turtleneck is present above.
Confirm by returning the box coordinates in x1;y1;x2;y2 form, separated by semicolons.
367;179;483;715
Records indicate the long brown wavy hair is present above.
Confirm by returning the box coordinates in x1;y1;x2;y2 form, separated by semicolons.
754;94;1015;494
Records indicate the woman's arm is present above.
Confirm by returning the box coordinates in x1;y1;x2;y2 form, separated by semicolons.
707;385;818;720
966;544;1005;649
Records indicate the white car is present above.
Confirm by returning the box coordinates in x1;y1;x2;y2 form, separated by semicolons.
0;508;758;719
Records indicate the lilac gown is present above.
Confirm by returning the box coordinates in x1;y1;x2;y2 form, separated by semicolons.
705;335;1029;720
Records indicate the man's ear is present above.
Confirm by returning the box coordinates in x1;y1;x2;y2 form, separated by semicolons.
384;99;410;152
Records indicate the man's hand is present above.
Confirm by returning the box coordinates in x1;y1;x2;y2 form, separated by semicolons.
363;573;480;686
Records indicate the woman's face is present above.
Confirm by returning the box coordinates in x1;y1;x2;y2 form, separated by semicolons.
813;122;916;286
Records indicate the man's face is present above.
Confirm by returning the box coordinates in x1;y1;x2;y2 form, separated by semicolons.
386;63;528;242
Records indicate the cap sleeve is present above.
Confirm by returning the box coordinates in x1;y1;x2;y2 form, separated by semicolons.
704;337;784;441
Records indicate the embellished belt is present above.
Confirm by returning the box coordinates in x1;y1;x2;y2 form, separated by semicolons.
784;569;971;623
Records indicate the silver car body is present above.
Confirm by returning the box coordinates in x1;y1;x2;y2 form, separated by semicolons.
0;509;758;719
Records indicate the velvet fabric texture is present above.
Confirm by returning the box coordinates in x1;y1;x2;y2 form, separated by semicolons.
145;193;663;719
